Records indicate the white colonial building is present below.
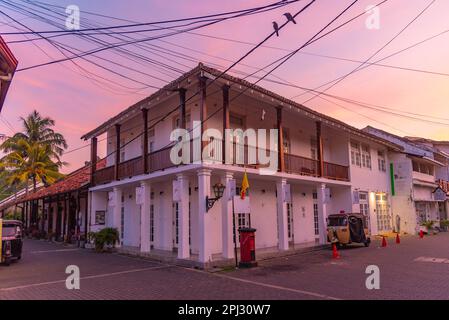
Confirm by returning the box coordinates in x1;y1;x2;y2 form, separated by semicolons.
83;64;402;268
364;126;449;235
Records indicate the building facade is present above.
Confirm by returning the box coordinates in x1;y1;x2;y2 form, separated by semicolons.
82;64;400;267
0;35;18;113
364;126;449;234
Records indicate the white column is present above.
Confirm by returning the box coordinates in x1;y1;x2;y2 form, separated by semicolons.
221;172;234;259
317;183;328;245
197;169;212;263
140;181;151;253
112;187;122;247
177;174;190;259
276;179;289;251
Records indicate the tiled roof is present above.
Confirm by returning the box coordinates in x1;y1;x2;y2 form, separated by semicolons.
0;159;105;211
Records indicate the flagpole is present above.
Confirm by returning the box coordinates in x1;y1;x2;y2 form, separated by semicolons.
232;195;238;268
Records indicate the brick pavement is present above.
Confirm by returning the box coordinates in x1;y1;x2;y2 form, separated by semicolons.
1;233;449;300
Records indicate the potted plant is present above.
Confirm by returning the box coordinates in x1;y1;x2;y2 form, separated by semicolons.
421;220;435;235
85;231;96;249
93;228;119;253
439;219;449;232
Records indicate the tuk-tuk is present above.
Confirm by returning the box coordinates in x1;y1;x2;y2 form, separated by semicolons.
327;213;371;247
1;220;23;266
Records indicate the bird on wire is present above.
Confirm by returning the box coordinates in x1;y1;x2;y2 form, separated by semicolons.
284;12;297;24
273;21;280;36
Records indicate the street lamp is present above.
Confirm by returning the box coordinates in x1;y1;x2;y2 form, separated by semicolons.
206;183;226;212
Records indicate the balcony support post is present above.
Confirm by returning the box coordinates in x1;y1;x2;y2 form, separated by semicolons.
142;108;149;174
316;121;324;177
179;88;187;130
114;124;121;180
276;107;285;172
199;76;208;161
222;85;230;164
90;137;97;185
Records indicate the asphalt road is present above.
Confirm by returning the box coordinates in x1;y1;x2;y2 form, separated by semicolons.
1;233;449;300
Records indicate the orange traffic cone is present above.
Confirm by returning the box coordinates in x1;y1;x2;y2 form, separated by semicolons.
419;230;424;239
396;233;400;244
332;243;340;259
381;236;387;247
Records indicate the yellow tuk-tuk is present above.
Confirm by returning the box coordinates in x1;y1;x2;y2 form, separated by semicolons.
327;213;371;247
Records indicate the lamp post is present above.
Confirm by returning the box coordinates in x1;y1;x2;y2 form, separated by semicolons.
206;183;226;212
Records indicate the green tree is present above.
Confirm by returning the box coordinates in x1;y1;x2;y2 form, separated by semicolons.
1;110;67;161
1;139;63;191
0;110;67;194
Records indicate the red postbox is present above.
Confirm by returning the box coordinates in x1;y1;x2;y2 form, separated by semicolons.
238;227;257;268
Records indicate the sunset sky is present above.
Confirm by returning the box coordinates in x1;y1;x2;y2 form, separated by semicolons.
1;0;449;173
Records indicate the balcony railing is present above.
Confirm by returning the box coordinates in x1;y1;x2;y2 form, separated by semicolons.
149;146;175;173
285;153;318;177
93;165;114;185
323;162;349;181
118;156;144;180
92;139;350;185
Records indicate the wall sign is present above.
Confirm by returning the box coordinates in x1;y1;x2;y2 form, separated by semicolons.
136;187;143;205
284;184;292;203
108;192;115;207
433;187;447;201
173;180;181;202
95;211;106;225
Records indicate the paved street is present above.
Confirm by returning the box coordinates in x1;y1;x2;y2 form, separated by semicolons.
1;233;449;300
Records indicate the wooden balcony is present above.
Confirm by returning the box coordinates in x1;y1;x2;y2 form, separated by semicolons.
285;154;318;177
93;165;114;185
92;141;350;185
149;146;175;173
323;161;350;181
118;156;144;180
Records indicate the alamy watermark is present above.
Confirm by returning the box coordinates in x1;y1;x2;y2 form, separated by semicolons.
365;5;380;30
65;5;80;30
170;122;279;175
65;265;80;290
365;265;380;290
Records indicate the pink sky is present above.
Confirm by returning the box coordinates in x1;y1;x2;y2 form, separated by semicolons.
1;0;449;173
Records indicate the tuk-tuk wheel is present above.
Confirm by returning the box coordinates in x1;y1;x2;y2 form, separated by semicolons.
4;258;11;266
17;256;21;260
364;239;371;247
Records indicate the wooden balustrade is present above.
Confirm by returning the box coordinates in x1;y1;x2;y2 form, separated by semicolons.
149;146;175;173
323;162;350;181
284;153;319;177
118;157;144;180
92;140;350;184
93;166;114;185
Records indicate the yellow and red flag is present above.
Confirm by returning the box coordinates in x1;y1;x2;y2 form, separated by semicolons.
240;171;249;199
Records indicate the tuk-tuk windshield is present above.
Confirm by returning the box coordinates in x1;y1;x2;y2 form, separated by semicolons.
328;216;347;227
2;225;20;237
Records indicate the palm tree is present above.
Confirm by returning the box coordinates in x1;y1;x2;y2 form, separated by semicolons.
0;139;63;191
0;110;67;193
1;110;68;162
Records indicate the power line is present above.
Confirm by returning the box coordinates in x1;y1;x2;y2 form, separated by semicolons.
11;1;300;72
299;0;437;104
60;1;317;162
0;0;296;34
